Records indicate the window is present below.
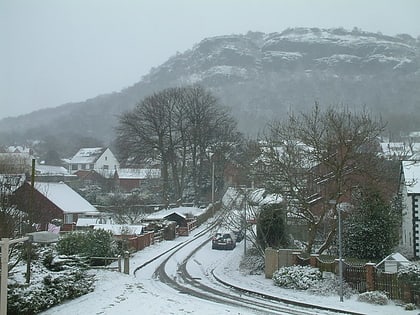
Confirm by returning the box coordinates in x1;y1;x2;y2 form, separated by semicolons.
64;214;74;224
103;165;109;170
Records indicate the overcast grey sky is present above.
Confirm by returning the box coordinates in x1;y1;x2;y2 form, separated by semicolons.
1;0;419;119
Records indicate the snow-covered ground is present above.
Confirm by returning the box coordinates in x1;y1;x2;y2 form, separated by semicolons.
39;225;417;315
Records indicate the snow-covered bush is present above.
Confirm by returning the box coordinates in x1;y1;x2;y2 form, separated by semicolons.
273;265;321;290
404;303;416;310
8;270;95;314
7;245;96;315
397;264;420;283
357;291;388;305
308;277;356;298
240;248;265;275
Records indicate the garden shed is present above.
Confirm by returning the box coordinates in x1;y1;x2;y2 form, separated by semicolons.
376;252;411;273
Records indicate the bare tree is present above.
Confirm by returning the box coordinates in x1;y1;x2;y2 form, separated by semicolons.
104;192;149;224
0;155;28;238
116;86;240;206
261;104;386;254
116;89;174;206
0;158;28;273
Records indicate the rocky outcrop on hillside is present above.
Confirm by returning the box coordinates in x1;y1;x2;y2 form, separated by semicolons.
1;27;419;152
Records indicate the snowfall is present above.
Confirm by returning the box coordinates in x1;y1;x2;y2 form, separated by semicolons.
36;222;418;315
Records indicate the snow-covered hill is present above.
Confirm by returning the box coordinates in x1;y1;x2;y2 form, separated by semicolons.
1;28;419;149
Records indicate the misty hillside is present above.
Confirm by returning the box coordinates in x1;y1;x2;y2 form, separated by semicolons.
1;27;419;154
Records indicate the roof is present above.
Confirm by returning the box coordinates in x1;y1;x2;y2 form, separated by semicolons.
6;146;32;154
402;161;420;194
117;168;160;179
92;224;144;235
70;147;106;164
0;174;26;193
145;206;204;220
250;188;283;205
376;252;410;268
36;165;70;176
34;182;98;214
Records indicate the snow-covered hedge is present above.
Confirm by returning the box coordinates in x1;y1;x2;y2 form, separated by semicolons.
273;265;321;290
7;245;96;315
8;270;95;314
357;291;388;305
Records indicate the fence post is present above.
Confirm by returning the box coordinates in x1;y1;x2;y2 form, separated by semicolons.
291;252;300;266
403;284;412;304
264;247;278;279
310;254;319;268
123;251;130;275
365;263;375;291
118;255;122;273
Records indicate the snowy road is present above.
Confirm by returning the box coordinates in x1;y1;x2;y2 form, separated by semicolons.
150;228;345;315
40;223;414;315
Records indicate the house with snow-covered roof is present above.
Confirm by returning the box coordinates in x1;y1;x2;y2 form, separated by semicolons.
0;146;35;173
13;181;98;232
68;147;119;178
144;206;205;236
115;168;161;191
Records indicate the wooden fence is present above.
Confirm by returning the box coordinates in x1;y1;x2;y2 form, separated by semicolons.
265;248;420;304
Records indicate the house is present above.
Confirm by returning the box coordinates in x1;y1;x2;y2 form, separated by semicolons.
115;168;161;191
144;206;205;236
35;164;77;183
12;181;98;232
68;147;119;178
400;160;420;258
0;146;35;173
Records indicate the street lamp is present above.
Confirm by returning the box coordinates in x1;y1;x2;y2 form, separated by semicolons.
337;203;344;302
330;199;343;302
211;158;215;205
243;186;247;256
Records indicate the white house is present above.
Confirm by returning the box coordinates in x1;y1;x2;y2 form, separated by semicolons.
0;146;35;173
400;160;420;258
68;147;119;177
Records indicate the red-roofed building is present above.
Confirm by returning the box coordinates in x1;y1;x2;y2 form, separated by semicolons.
12;181;98;232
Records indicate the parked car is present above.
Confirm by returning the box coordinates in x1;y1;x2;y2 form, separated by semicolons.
212;231;236;250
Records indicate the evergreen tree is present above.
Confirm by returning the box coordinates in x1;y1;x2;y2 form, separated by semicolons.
256;203;289;250
343;188;399;260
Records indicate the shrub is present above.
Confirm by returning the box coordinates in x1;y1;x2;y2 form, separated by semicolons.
57;229;118;260
273;265;321;290
8;270;95;314
397;264;420;283
404;303;416;310
357;291;388;305
308;277;355;298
